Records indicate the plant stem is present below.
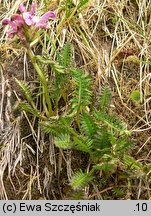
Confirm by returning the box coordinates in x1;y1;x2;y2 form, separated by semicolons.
27;47;53;117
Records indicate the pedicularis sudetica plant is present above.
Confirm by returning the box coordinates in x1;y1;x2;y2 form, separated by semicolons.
2;2;135;193
2;2;56;118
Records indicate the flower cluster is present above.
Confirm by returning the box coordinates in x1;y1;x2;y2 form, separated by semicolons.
2;2;56;39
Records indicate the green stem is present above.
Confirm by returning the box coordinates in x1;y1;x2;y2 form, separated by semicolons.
27;48;53;117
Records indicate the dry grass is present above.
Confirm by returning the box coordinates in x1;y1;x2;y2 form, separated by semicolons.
0;0;151;199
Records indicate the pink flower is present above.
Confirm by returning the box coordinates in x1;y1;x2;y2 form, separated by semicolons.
34;11;56;29
19;2;56;28
2;14;24;38
1;2;56;39
11;14;25;25
19;2;36;26
19;2;35;15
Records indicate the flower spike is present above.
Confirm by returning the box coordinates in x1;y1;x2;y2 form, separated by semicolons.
2;2;56;39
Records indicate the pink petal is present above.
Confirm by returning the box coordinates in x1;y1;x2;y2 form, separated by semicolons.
7;28;24;40
11;14;25;26
29;2;35;15
35;23;47;29
34;11;56;29
23;12;35;25
32;16;39;23
38;11;56;23
2;18;19;37
2;18;10;26
7;28;17;38
8;21;18;31
19;3;26;13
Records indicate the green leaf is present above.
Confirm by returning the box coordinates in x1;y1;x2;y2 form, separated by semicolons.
94;111;130;136
57;42;72;67
113;137;132;153
70;169;93;190
54;134;73;149
92;128;111;154
93;163;115;172
61;42;72;67
50;61;65;74
130;90;140;102
100;86;111;112
77;0;89;9
40;116;72;136
93;158;119;172
17;102;39;117
112;188;124;196
15;79;36;109
123;155;142;170
80;112;97;137
70;70;92;114
73;136;93;153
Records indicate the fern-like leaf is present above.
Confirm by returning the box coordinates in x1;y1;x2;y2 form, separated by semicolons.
17;102;39;117
57;42;72;67
70;70;92;114
62;42;72;67
50;61;65;74
92;128;111;156
15;79;36;109
93;160;118;172
54;134;73;149
100;86;111;113
40;116;73;136
94;111;130;136
80;112;97;138
113;136;132;153
73;136;93;153
123;155;142;170
70;169;93;190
